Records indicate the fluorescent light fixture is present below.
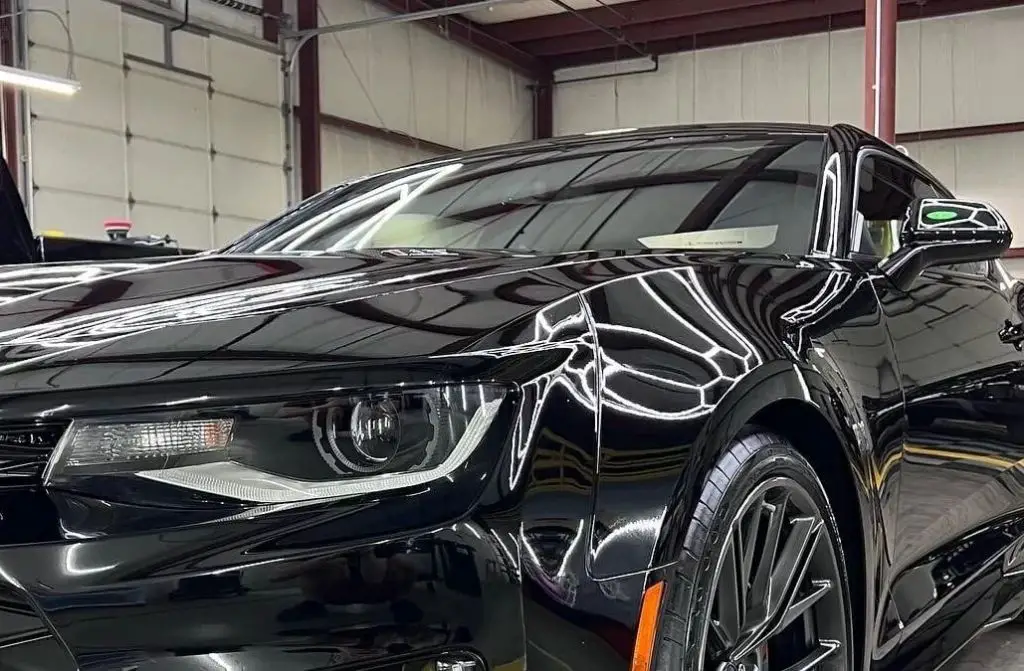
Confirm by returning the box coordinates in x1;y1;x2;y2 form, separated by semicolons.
0;64;80;95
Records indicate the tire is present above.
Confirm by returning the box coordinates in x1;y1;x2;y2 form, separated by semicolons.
652;428;855;671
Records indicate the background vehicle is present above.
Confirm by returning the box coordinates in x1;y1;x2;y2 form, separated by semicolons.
0;123;1020;671
0;157;198;266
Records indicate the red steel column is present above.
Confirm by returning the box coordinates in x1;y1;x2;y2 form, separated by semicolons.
864;0;897;142
262;0;283;43
297;0;321;199
0;0;19;189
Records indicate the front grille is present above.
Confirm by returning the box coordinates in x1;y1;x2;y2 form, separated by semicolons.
0;422;68;485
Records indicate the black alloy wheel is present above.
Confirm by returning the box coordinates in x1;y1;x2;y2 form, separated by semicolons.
652;430;855;671
701;476;848;670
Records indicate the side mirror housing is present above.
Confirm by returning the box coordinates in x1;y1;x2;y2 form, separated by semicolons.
880;198;1012;289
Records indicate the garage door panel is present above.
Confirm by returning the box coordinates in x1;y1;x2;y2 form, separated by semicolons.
213;155;284;221
209;37;278;106
171;29;211;76
25;5;292;248
32;119;126;198
34;190;126;239
130;203;211;249
126;68;209;149
122;12;165;63
129;139;211;213
26;0;123;64
29;47;123;132
211;95;282;165
215;215;264;246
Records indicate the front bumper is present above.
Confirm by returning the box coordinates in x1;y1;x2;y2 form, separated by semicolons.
0;518;524;671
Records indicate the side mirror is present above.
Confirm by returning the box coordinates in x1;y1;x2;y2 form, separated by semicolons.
880;198;1012;289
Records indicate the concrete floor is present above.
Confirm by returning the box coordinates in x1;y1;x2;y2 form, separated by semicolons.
945;623;1024;669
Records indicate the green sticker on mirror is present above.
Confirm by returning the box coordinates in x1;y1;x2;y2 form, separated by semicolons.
926;210;959;221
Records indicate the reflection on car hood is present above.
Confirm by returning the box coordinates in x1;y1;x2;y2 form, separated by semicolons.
0;249;590;395
0;259;176;304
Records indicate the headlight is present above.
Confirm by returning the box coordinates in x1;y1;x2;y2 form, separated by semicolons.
44;385;506;505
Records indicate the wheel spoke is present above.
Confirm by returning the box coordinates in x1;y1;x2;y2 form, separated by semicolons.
715;530;744;647
707;619;732;659
774;640;841;671
768;515;823;618
740;496;767;589
778;578;833;633
747;491;789;620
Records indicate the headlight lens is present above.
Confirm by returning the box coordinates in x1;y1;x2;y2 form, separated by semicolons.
44;385;506;505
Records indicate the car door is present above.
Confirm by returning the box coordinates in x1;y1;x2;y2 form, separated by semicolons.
852;147;1024;662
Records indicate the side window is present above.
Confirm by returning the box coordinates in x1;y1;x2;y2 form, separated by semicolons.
853;153;939;258
852;152;986;275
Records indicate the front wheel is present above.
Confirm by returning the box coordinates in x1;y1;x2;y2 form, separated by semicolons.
655;430;855;671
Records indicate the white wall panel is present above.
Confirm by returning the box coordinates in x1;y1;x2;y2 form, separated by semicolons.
316;0;533;188
554;7;1024;135
904;132;1024;240
23;0;286;248
321;125;436;185
553;6;1024;248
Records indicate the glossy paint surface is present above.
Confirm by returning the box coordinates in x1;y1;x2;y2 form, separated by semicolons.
0;124;1019;671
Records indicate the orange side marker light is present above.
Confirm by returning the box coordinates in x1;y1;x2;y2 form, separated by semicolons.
631;580;665;671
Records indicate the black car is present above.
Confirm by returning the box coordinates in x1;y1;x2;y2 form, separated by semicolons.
0;123;1020;671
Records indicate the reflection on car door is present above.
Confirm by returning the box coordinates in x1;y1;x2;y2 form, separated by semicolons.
856;149;1024;662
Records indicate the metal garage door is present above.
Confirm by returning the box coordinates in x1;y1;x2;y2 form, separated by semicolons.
26;0;286;249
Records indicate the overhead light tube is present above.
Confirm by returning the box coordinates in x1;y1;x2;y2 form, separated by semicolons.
0;64;80;95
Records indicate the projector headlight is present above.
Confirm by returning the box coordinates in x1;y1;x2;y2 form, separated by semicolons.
44;385;506;505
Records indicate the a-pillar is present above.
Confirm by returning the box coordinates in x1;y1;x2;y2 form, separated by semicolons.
864;0;898;143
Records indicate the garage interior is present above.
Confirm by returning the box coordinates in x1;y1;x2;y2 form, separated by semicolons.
0;0;1023;666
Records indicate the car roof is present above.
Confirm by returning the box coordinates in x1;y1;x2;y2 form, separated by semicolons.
398;122;866;171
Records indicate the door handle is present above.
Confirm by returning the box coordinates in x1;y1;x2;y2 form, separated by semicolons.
1000;319;1024;351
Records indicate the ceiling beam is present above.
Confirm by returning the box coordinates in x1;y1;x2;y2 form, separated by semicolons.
367;0;546;78
545;0;1024;69
488;0;787;43
523;0;875;56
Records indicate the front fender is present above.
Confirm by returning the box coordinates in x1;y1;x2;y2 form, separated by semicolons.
651;359;876;571
581;263;897;588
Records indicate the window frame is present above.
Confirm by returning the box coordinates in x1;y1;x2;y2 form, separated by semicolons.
848;146;993;279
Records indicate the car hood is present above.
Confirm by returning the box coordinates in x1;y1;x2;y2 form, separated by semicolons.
0;249;588;396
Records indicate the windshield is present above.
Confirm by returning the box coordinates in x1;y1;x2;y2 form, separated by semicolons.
224;133;826;256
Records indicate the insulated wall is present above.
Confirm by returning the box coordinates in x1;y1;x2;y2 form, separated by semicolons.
25;0;287;248
317;0;535;187
552;6;1024;244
